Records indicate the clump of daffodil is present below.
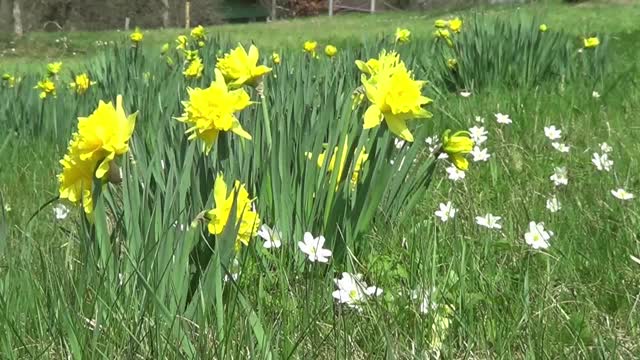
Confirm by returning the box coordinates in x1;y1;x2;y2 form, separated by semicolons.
130;28;143;45
47;62;62;77
190;25;206;41
303;40;318;58
35;79;56;99
206;173;260;251
176;35;188;50
69;73;96;95
433;28;453;47
357;51;433;142
177;69;253;153
306;138;369;189
395;28;411;43
325;44;338;58
58;95;137;215
183;56;204;80
447;58;458;70
216;43;272;88
272;52;281;64
2;73;16;88
448;17;462;33
160;43;170;55
539;24;548;32
441;130;474;170
583;36;600;49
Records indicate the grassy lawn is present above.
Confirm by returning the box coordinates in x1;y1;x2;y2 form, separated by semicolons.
1;0;639;358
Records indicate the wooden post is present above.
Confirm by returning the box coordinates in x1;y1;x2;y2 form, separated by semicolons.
370;0;375;13
12;0;23;37
185;0;191;29
329;0;333;16
271;0;276;21
124;17;130;31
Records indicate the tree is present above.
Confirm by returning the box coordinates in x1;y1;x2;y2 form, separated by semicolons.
13;0;23;37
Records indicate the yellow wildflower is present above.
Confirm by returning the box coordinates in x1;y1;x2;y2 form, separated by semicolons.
583;37;600;48
355;50;401;77
441;130;474;170
434;28;453;47
75;95;137;179
272;52;281;64
359;53;432;142
35;79;56;99
176;35;188;50
69;73;96;95
183;56;204;80
447;58;458;70
395;28;411;43
160;43;170;55
130;28;144;44
434;19;448;28
177;69;253;153
303;40;318;57
2;73;16;88
539;24;548;32
307;138;369;189
448;17;462;33
216;43;272;88
198;41;205;48
206;173;260;251
190;25;206;41
183;49;199;62
47;62;62;77
325;45;338;58
58;135;97;215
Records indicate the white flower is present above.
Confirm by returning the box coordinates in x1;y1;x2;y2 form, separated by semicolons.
474;116;485;123
53;203;70;220
551;142;570;153
468;126;488;145
599;142;612;153
524;221;553;249
546;196;562;213
611;188;634;201
332;272;383;309
224;259;241;282
394;138;406;149
592;153;613;172
445;165;465;181
425;136;440;154
438;152;449;160
544;125;562;140
3;203;10;212
495;113;512;124
459;91;472;98
435;202;457;222
592;91;600;98
475;213;502;229
471;146;490;162
411;287;438;314
549;167;568;186
257;224;282;249
298;232;332;263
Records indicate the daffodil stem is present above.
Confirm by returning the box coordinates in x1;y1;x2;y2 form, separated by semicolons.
259;93;272;151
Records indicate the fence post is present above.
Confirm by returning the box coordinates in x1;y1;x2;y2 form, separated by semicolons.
329;0;333;16
370;0;375;13
185;0;191;29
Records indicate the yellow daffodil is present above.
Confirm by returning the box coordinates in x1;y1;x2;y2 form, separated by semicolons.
75;95;137;179
130;28;143;44
303;40;318;57
359;52;432;142
69;73;96;95
2;73;16;88
584;37;600;48
177;69;253;153
183;49;199;62
395;28;411;43
47;62;62;77
351;90;365;110
434;29;453;47
183;56;204;80
447;58;458;70
35;79;56;99
216;43;272;88
176;35;188;50
306;138;369;189
190;25;206;41
198;41;205;48
206;173;260;251
272;52;281;64
441;130;474;170
325;45;338;58
160;43;170;55
355;50;401;76
434;19;448;28
58;135;97;215
539;24;548;32
448;17;462;33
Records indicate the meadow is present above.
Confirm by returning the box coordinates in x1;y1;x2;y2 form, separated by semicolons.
1;1;639;358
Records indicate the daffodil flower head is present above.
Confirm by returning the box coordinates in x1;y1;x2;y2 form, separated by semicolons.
395;28;411;43
176;35;188;50
306;137;369;190
272;52;281;64
303;40;318;57
190;25;206;41
433;29;453;47
183;49;199;62
441;130;474;170
57;134;97;215
47;62;62;77
160;42;170;55
434;19;448;28
216;43;272;88
325;44;338;58
448;17;462;33
206;173;260;251
539;24;548;32
583;36;600;49
177;69;253;154
130;28;144;44
69;73;96;95
35;79;56;99
447;58;458;70
355;50;401;77
183;56;204;80
2;73;16;88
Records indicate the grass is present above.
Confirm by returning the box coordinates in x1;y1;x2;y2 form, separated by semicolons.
1;1;640;358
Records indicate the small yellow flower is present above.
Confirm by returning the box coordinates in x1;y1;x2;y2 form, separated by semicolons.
325;44;338;58
216;43;272;88
303;40;318;57
447;58;458;70
206;173;260;251
177;69;253;153
183;49;199;62
183;57;204;80
47;62;62;77
441;130;474;170
306;138;369;189
395;28;411;43
198;41;205;48
190;25;206;41
35;79;56;99
434;19;448;28
272;52;281;64
448;17;462;33
2;73;16;88
351;90;365;110
69;73;96;95
583;37;600;48
176;35;188;50
130;28;144;44
539;24;548;32
160;43;170;55
433;28;453;47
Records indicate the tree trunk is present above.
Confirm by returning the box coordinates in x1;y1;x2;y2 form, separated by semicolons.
13;0;23;37
0;0;11;32
160;0;170;28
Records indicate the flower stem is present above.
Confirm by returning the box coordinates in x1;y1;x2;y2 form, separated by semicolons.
259;89;272;151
